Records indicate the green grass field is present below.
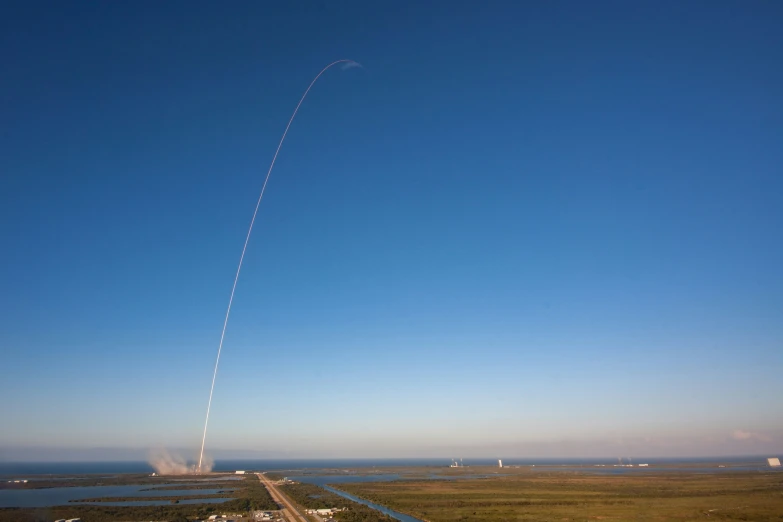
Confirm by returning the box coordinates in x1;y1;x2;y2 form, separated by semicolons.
335;471;783;521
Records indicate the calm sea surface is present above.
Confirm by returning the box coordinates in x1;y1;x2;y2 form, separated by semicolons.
1;456;773;476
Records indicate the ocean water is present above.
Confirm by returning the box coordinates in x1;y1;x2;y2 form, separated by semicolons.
0;456;773;476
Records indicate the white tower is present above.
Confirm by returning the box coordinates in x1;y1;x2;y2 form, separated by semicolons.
498;459;503;468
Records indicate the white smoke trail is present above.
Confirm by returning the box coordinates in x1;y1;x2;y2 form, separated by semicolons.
149;448;213;475
197;59;361;472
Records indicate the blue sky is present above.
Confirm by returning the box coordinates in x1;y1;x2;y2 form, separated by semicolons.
1;1;781;461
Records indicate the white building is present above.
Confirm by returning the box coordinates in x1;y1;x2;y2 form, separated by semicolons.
768;457;781;467
235;470;246;474
638;463;649;467
306;508;343;516
498;459;503;468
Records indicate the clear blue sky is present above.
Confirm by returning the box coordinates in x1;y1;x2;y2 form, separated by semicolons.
1;1;781;461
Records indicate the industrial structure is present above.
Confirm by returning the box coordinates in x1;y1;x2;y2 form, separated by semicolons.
768;457;781;467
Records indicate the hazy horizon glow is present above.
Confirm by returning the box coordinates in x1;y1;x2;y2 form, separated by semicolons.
1;2;781;461
1;433;781;463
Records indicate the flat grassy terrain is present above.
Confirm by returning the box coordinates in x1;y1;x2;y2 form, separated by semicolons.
335;472;783;521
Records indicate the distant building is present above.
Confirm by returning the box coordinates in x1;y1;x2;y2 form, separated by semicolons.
498;459;503;468
306;508;344;516
638;463;649;467
768;458;781;467
235;470;246;474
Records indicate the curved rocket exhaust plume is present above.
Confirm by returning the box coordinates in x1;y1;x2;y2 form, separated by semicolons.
198;59;361;472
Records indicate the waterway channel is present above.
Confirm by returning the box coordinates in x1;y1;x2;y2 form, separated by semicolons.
290;475;422;522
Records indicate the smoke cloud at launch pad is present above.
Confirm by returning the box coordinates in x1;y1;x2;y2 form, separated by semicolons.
148;448;213;474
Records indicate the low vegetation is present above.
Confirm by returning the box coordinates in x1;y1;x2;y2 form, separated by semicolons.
279;481;345;510
279;482;395;522
334;472;783;521
0;475;277;522
0;474;165;490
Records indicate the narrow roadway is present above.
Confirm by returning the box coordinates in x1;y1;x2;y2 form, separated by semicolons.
257;472;309;522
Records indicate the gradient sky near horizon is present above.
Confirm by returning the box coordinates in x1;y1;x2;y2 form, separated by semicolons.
1;1;782;461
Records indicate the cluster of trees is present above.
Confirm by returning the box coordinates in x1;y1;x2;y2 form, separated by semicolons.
279;482;345;509
0;504;197;522
221;476;277;512
279;482;395;522
333;506;398;522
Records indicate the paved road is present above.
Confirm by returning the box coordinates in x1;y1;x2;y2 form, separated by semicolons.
257;473;309;522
